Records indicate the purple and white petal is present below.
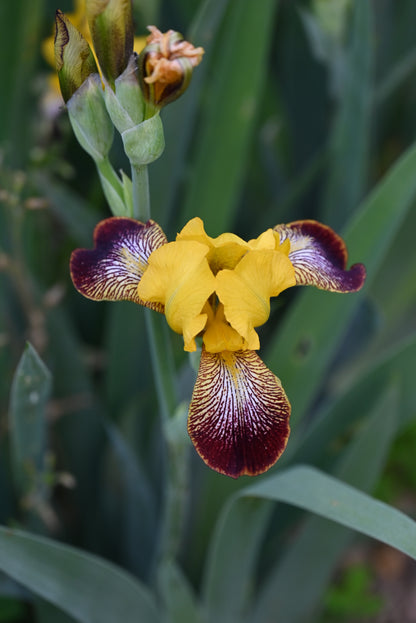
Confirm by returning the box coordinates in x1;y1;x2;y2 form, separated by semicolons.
188;349;291;478
70;217;167;310
274;219;366;292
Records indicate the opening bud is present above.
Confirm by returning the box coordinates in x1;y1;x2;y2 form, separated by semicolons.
86;0;134;86
138;26;204;108
55;9;98;102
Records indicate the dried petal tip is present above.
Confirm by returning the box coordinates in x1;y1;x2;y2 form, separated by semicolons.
138;26;204;108
54;9;98;103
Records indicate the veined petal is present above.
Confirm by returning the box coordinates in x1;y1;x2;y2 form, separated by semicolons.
274;220;366;292
188;349;291;478
137;240;216;351
216;249;296;349
70;217;167;310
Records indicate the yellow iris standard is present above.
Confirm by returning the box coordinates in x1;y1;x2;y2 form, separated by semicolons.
137;218;296;353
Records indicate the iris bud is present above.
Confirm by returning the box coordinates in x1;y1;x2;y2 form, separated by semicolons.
54;9;98;103
104;54;164;166
138;26;204;108
104;54;144;132
86;0;134;87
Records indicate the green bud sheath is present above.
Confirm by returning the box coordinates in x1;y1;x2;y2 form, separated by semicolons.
103;55;145;134
86;0;134;87
54;9;98;103
67;73;114;161
121;113;165;167
114;54;145;127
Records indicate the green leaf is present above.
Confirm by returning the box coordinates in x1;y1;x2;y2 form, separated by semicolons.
150;0;231;229
44;308;106;538
157;560;206;623
0;0;44;166
9;343;51;494
250;382;399;623
34;599;79;623
376;47;416;103
104;302;150;412
366;203;416;351
35;175;99;247
320;0;374;228
102;419;157;580
266;138;416;426
202;497;272;623
204;379;400;623
291;333;416;468
180;0;278;234
0;526;160;623
244;465;416;563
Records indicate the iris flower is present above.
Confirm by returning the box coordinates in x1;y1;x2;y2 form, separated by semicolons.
70;216;365;478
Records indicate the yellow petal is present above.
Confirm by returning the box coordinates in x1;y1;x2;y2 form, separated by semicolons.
176;216;211;245
216;249;296;347
137;240;216;351
248;228;276;251
177;217;248;272
134;36;147;54
207;244;245;274
202;303;248;353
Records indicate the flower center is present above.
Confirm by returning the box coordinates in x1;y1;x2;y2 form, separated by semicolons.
137;218;296;353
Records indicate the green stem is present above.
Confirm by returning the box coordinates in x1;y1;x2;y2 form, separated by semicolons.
144;311;177;424
96;156;122;191
144;311;189;569
129;162;188;572
96;157;126;217
131;164;150;221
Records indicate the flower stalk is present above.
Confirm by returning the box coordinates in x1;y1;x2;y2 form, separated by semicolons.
130;159;187;566
131;164;150;221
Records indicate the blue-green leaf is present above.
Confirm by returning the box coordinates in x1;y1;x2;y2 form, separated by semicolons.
9;343;51;494
180;0;278;234
244;465;416;561
250;382;399;622
158;560;206;623
267;138;416;426
320;0;373;228
0;527;160;623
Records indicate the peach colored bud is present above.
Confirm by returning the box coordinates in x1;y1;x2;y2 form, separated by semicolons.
138;26;204;108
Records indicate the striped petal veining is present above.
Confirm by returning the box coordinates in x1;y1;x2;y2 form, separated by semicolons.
188;349;291;478
70;217;167;310
274;220;366;292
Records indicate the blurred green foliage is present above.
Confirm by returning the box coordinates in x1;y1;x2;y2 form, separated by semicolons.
320;564;383;622
1;0;416;621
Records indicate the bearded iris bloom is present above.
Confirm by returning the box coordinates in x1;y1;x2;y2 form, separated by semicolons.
70;217;365;478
